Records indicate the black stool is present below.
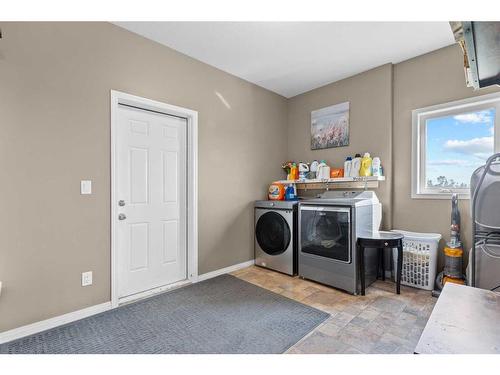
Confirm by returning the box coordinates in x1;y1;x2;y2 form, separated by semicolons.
357;231;404;296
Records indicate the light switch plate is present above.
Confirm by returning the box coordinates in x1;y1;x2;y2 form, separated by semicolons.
81;271;93;287
81;180;92;195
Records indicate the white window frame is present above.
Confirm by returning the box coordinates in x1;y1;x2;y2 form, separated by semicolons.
412;92;500;200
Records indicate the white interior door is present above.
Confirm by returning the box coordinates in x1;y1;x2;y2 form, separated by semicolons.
116;104;187;299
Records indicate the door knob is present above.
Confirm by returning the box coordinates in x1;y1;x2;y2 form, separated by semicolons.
118;200;126;206
118;213;127;220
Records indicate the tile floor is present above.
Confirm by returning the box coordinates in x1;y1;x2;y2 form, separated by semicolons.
231;266;436;354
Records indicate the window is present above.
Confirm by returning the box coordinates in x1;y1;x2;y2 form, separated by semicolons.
412;92;500;199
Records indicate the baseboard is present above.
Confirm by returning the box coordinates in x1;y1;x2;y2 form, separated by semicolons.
0;301;112;344
197;259;255;282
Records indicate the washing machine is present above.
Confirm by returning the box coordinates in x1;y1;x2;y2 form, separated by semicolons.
254;200;298;275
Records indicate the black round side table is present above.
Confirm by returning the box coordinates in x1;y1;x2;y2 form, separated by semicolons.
357;231;404;295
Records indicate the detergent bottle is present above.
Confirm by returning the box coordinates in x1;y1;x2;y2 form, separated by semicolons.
298;162;309;180
351;154;362;177
372;157;382;177
285;184;297;201
317;160;331;180
290;163;299;180
310;160;319;179
344;156;352;177
359;153;373;177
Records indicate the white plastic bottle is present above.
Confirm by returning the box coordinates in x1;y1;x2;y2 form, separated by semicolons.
344;156;352;177
310;160;319;179
317;161;330;180
372;157;382;176
351;154;361;177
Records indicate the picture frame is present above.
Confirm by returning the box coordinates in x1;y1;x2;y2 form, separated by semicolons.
311;101;350;150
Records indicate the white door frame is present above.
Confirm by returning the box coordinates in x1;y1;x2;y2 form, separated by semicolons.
110;90;198;307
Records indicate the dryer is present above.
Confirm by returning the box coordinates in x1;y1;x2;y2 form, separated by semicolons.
254;200;298;275
298;191;382;294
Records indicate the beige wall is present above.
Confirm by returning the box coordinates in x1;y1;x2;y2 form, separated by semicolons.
287;64;394;228
392;44;500;268
0;22;288;332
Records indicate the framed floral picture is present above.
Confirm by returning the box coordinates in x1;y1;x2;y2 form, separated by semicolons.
311;101;350;150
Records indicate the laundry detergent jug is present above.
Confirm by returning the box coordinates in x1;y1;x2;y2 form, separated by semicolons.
359;153;373;177
317;161;331;180
351;154;361;177
285;184;297;201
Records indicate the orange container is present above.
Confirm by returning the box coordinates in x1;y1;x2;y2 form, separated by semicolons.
268;182;285;200
330;168;344;178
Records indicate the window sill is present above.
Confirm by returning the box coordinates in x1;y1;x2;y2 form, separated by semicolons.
411;192;470;200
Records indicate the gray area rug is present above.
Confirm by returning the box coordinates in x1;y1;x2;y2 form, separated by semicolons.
0;274;329;354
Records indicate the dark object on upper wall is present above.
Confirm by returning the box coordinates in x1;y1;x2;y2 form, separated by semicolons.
450;22;500;90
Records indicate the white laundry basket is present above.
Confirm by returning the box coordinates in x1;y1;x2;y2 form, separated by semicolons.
391;230;441;290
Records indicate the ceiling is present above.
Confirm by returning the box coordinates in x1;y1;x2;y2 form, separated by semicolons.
115;22;455;98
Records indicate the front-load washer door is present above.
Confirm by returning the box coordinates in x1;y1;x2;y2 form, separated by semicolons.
255;208;294;275
255;211;291;255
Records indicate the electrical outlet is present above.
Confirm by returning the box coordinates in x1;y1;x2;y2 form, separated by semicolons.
81;271;93;287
